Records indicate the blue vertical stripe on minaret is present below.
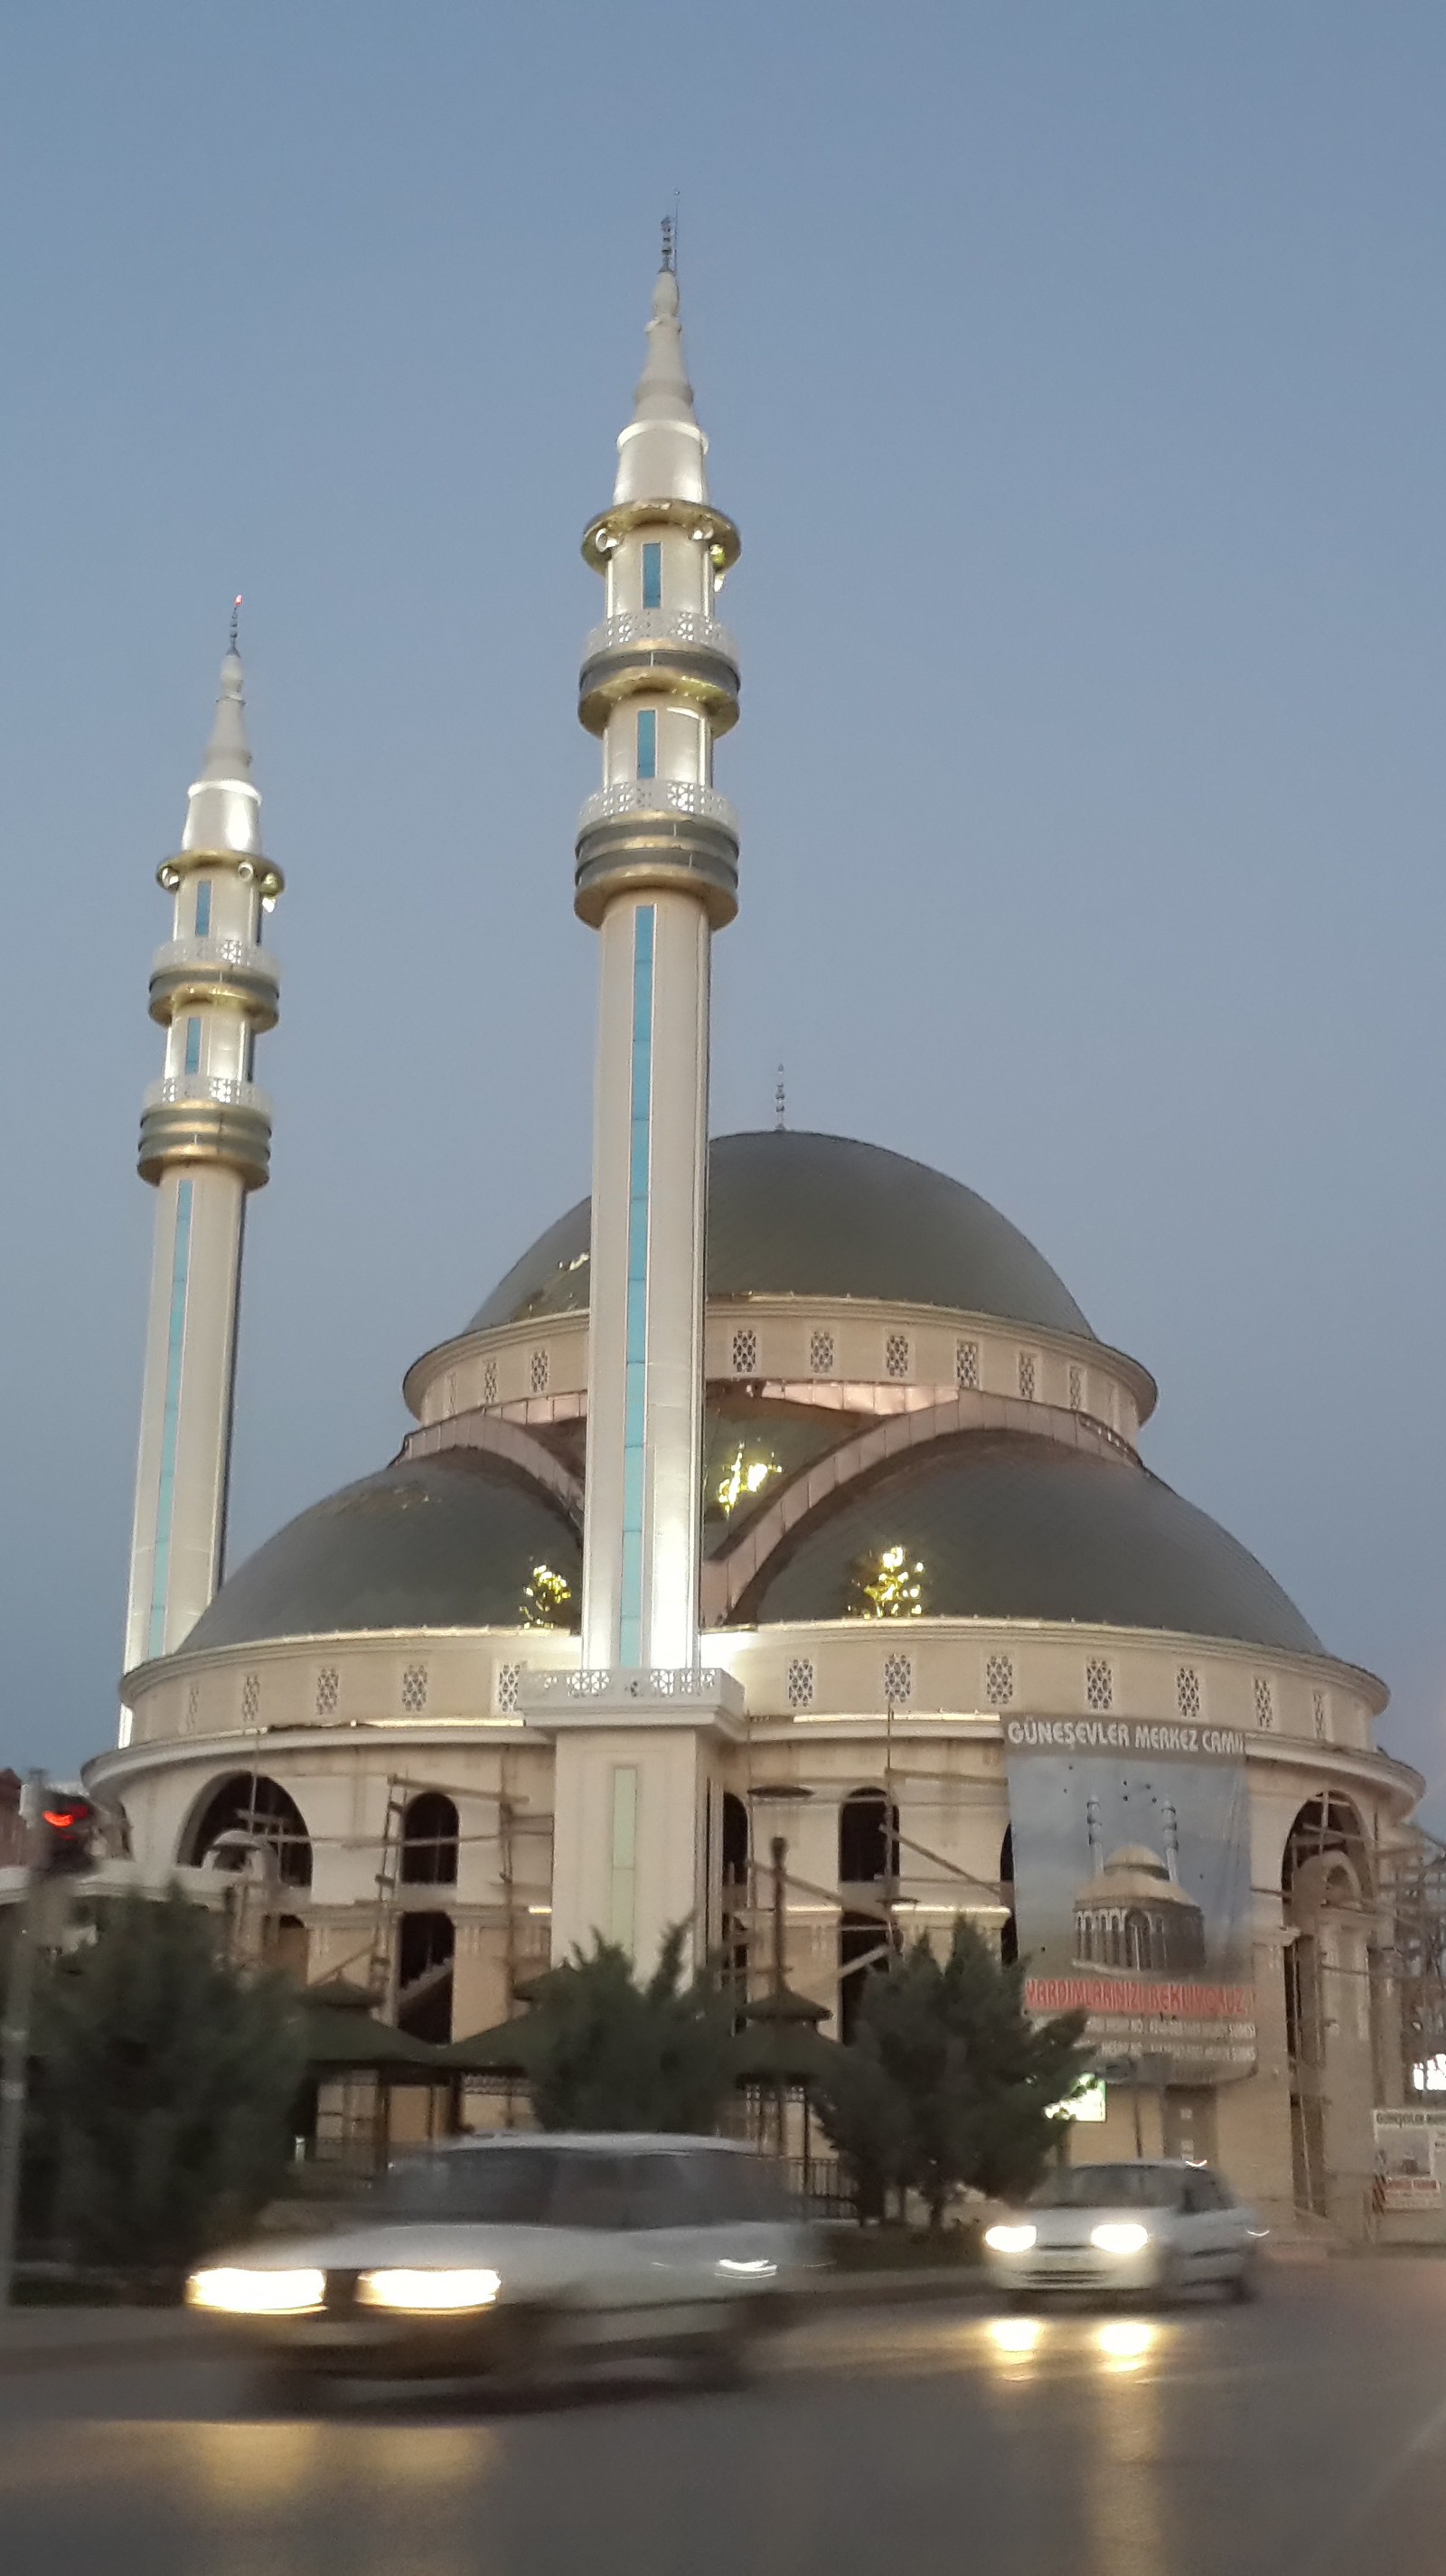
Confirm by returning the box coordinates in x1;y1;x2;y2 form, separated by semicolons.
147;1178;193;1657
619;905;655;1664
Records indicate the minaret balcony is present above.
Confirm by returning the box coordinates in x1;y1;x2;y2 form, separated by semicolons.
137;1073;274;1189
575;777;740;930
148;935;281;1030
578;608;740;738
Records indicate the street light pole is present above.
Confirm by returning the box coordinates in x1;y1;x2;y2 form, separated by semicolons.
0;1773;43;2308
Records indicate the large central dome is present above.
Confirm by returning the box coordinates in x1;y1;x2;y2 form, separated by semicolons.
467;1131;1095;1340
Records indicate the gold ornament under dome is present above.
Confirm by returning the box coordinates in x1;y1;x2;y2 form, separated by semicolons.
846;1544;927;1620
521;1564;575;1629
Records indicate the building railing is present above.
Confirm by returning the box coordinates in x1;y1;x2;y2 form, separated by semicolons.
143;1074;273;1116
523;1666;746;1713
577;777;739;836
151;935;279;981
583;608;738;664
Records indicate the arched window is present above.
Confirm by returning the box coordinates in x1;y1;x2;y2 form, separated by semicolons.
400;1791;459;1888
1282;1794;1370;1906
184;1773;313;1889
398;1910;455;2045
839;1787;899;1885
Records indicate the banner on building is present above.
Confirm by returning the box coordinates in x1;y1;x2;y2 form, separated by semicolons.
1373;2108;1446;2210
1003;1716;1256;2083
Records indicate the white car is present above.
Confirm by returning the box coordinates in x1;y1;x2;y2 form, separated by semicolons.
981;2159;1267;2303
188;2133;821;2400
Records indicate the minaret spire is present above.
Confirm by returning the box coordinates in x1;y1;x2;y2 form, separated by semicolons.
122;625;284;1686
531;249;745;1968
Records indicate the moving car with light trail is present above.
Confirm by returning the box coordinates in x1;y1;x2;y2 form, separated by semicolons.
187;2133;818;2400
981;2159;1266;2302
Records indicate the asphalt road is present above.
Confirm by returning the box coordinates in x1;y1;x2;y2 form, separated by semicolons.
4;2262;1446;2576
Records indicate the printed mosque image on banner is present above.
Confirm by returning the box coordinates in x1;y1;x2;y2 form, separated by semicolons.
1004;1724;1257;2084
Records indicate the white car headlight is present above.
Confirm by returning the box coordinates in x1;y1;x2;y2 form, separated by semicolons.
1089;2223;1151;2255
983;2223;1038;2253
358;2268;502;2312
186;2267;326;2316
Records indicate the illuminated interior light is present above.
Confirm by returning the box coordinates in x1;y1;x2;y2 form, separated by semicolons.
845;1544;927;1619
521;1564;574;1630
713;1443;780;1517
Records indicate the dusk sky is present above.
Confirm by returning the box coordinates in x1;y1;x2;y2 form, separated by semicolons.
2;4;1442;1800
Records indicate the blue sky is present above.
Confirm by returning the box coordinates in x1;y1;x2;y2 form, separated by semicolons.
1;3;1442;1798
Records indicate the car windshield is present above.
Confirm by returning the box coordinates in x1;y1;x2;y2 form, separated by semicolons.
1029;2165;1188;2211
368;2145;791;2230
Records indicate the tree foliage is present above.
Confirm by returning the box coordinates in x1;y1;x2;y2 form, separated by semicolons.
816;1920;1090;2223
526;1928;734;2134
34;1891;305;2278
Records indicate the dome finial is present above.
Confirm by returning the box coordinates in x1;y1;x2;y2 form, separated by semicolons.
775;1064;786;1132
229;593;242;656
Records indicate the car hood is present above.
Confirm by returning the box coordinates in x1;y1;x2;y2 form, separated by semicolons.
204;2222;557;2272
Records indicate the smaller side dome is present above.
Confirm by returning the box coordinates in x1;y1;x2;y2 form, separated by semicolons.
747;1432;1325;1656
183;1453;581;1650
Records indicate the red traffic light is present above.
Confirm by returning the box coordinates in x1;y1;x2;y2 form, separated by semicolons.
38;1791;98;1876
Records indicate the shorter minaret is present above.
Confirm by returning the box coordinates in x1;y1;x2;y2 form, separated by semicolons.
124;624;282;1673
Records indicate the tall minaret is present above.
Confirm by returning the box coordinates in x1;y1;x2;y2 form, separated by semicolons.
534;236;745;1964
576;229;740;1673
123;625;282;1675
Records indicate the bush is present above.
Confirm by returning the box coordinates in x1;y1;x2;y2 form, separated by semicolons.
817;1920;1089;2224
33;1891;304;2280
526;1928;734;2134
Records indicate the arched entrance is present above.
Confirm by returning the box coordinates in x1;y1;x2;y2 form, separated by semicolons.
1282;1794;1371;2217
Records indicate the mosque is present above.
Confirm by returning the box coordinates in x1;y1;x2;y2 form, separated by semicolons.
87;242;1421;2237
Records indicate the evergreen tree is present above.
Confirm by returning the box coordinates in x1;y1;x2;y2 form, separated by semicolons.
526;1928;734;2134
818;1921;1090;2224
36;1891;304;2280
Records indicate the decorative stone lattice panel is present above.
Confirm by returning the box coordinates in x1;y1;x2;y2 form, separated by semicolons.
1312;1688;1329;1742
184;1681;200;1735
885;1331;911;1380
984;1652;1014;1708
401;1663;428;1714
240;1671;261;1725
731;1328;758;1374
444;1371;457;1415
1254;1676;1275;1731
785;1656;815;1711
808;1328;835;1375
1018;1351;1038;1401
530;1348;549;1395
496;1662;521;1715
315;1666;340;1717
883;1651;913;1705
1068;1363;1083;1410
1084;1657;1113;1713
1177;1668;1201;1721
483;1359;498;1405
955;1340;980;1391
